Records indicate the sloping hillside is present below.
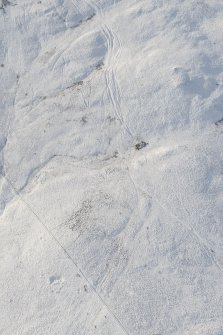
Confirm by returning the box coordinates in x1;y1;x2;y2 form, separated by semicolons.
0;0;223;334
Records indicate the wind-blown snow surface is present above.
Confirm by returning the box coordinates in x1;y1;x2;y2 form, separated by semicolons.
1;0;223;334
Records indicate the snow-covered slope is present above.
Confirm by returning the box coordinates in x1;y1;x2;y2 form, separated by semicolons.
1;0;223;334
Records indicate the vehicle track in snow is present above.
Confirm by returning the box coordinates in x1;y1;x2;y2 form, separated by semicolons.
102;26;134;138
87;0;134;139
68;0;133;139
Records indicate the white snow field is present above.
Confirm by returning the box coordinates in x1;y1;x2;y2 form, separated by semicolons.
1;0;223;334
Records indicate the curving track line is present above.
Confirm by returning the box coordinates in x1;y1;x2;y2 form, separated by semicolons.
87;0;134;138
102;23;134;138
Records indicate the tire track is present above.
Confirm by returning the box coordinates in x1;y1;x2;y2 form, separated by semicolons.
87;0;134;138
102;23;134;138
71;0;134;138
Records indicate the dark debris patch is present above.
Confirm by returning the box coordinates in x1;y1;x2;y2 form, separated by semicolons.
96;61;104;70
215;117;223;126
135;141;148;150
81;116;87;124
67;80;83;90
86;13;96;22
72;13;96;29
0;0;16;13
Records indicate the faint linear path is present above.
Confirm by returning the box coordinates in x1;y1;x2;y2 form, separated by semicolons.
86;0;134;138
127;167;223;274
66;0;134;138
1;171;130;335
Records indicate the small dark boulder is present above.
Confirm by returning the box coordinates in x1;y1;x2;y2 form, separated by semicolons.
135;141;148;150
215;117;223;126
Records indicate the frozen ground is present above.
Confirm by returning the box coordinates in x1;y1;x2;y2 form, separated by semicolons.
0;0;223;334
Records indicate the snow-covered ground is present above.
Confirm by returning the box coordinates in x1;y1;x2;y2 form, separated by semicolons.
0;0;223;334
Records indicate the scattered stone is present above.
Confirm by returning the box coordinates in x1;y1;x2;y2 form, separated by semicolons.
135;141;148;150
215;117;223;126
86;13;95;22
107;115;116;123
113;150;118;158
81;116;87;124
96;62;104;70
0;0;15;13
